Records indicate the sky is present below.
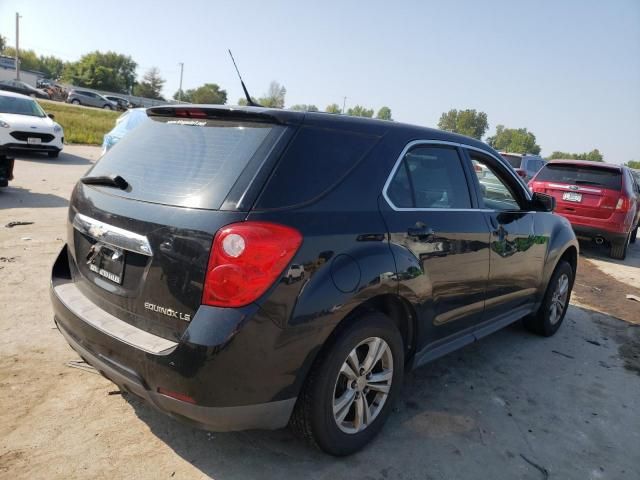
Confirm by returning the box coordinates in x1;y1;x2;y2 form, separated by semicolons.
1;0;639;163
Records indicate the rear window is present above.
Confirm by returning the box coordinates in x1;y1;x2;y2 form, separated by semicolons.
502;154;522;168
88;116;282;208
535;164;622;191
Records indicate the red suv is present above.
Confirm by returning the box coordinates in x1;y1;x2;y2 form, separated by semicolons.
529;160;640;259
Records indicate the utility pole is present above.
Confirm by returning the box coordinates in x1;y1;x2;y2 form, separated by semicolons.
178;62;184;101
342;96;347;115
15;12;22;80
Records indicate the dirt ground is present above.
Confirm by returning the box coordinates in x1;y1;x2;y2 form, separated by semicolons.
1;146;639;479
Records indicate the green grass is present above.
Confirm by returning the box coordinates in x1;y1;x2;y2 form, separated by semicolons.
37;100;120;145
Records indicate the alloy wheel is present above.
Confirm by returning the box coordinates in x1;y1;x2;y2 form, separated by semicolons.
332;337;393;434
549;273;569;325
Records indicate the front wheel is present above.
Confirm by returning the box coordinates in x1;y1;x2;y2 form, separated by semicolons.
71;99;80;105
103;105;112;110
524;260;573;337
290;312;404;456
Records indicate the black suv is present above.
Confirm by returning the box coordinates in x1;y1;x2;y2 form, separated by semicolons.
51;106;578;455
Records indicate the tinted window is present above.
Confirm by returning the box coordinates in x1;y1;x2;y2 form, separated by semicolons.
89;117;282;209
535;164;622;191
502;154;522;168
526;158;544;173
387;146;471;209
256;126;378;209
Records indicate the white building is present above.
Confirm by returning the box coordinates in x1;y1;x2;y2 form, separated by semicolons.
0;55;42;86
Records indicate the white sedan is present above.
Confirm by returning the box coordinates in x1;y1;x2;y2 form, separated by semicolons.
0;90;64;158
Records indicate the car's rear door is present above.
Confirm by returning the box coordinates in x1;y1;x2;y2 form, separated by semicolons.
379;142;491;352
465;148;544;323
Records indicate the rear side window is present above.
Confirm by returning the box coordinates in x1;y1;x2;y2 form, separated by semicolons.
89;117;282;209
502;154;522;168
535;164;622;191
386;146;471;209
255;126;379;209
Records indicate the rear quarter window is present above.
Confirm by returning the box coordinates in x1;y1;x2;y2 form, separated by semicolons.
535;164;622;191
255;126;379;209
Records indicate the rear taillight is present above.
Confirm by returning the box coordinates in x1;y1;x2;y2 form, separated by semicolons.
616;196;631;211
202;222;303;307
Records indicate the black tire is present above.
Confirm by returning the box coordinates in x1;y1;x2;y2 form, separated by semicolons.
524;260;574;337
47;150;60;158
71;99;80;105
290;311;404;456
610;232;630;260
630;226;637;244
103;104;112;110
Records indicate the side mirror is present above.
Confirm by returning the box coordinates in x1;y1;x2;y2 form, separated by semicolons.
47;113;55;120
531;192;555;212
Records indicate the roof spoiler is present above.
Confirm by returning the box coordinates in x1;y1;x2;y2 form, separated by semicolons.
146;105;301;126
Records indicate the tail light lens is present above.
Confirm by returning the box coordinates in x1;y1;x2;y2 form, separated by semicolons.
616;196;631;211
203;221;303;307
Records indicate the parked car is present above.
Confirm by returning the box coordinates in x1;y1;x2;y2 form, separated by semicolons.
500;152;546;182
67;89;117;110
0;90;64;158
51;106;578;456
0;79;50;99
104;95;131;111
101;108;148;154
530;160;639;259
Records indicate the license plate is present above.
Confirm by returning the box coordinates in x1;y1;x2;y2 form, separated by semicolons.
27;137;41;145
562;192;582;202
87;244;125;284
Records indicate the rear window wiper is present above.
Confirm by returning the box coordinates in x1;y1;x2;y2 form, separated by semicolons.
80;174;129;190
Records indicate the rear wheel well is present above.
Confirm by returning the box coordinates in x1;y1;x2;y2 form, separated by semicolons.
328;294;417;365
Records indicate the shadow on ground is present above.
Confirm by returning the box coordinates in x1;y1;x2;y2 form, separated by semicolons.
124;310;640;480
579;238;640;268
15;151;95;166
0;185;68;209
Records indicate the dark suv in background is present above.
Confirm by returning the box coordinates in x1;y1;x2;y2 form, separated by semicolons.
51;106;578;455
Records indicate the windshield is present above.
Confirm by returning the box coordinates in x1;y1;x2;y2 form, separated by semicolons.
502;154;522;168
535;164;622;191
0;96;46;117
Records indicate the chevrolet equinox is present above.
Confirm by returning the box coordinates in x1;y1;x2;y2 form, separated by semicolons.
51;106;578;455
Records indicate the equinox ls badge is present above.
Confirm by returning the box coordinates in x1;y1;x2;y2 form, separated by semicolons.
144;302;191;322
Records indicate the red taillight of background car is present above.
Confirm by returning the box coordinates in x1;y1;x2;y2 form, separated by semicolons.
615;195;632;212
202;222;303;307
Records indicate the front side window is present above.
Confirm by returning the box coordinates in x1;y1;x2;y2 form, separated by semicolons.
470;153;521;211
386;145;471;209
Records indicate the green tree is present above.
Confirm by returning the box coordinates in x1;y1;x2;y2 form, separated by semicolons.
133;67;165;99
376;106;393;121
63;51;137;93
547;149;603;162
625;160;640;169
38;55;66;79
258;81;286;108
289;104;318;112
437;109;488;139
176;83;227;104
486;125;541;155
0;35;6;52
325;103;341;114
347;105;374;117
3;47;39;71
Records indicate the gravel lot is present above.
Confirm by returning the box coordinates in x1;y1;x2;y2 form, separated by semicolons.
1;146;639;479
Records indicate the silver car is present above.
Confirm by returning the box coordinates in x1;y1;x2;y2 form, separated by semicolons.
67;89;117;110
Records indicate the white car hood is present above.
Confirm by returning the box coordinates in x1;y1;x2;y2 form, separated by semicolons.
0;113;56;132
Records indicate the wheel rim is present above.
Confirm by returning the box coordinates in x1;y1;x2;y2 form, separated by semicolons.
332;336;393;434
549;273;569;325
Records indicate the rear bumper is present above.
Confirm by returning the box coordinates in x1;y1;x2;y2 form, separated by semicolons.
50;245;297;432
570;223;628;244
55;317;295;431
